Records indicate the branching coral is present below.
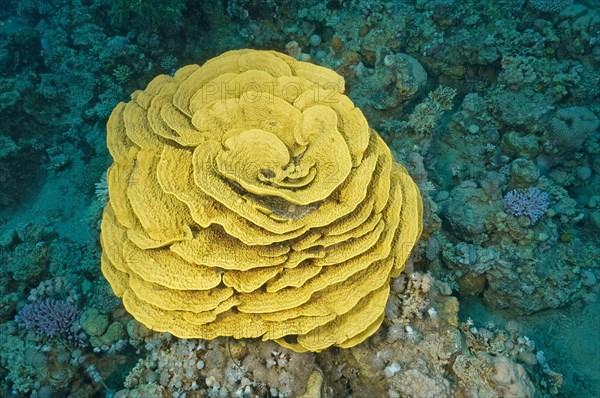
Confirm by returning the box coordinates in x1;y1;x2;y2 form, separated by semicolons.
100;49;422;352
503;187;549;224
16;298;80;339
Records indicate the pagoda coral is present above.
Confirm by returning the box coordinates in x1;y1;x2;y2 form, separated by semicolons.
100;49;422;352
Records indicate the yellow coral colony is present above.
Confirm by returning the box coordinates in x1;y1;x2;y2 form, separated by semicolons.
100;49;423;352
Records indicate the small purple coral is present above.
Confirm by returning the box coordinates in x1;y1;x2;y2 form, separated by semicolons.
503;187;550;224
16;299;80;338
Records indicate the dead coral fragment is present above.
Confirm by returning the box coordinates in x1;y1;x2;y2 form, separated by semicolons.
100;49;423;351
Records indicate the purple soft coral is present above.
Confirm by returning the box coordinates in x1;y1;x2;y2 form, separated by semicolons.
503;187;550;224
16;299;80;338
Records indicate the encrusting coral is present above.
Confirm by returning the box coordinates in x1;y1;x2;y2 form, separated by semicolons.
100;49;422;352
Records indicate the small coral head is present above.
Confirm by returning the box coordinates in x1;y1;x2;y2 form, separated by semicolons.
503;187;549;224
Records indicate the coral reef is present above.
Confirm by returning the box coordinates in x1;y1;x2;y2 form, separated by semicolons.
1;0;598;396
109;270;562;398
121;336;319;397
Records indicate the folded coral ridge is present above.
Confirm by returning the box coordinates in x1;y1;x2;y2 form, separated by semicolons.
101;49;423;352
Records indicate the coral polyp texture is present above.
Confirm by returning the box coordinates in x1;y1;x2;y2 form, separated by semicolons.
100;49;422;352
